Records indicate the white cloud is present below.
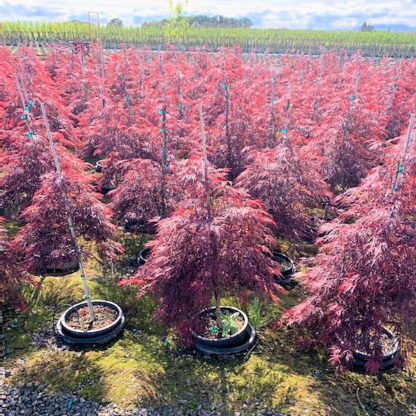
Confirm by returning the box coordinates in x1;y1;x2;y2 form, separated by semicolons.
0;0;415;29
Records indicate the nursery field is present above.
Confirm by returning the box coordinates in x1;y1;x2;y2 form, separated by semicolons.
1;21;416;57
1;44;416;415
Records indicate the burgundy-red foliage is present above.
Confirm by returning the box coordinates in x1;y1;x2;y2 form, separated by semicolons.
283;128;416;373
0;131;87;218
109;158;164;227
236;145;330;240
11;168;120;274
122;155;283;338
1;45;416;362
0;217;32;311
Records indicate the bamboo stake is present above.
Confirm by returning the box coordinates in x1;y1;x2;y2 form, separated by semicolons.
199;100;222;330
15;75;33;140
199;101;210;208
159;54;168;219
222;77;232;172
40;103;95;322
282;81;291;144
393;113;415;192
269;74;277;145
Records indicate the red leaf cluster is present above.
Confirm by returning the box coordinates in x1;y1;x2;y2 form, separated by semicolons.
284;129;416;372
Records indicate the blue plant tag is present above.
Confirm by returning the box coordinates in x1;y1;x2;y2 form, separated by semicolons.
66;399;73;410
209;326;218;334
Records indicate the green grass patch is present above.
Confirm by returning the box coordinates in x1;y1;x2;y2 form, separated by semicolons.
3;231;416;415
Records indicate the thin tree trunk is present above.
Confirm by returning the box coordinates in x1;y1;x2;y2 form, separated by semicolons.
215;289;223;331
199;102;223;333
41;103;95;323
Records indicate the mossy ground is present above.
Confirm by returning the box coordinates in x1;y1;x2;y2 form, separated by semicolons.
3;231;416;415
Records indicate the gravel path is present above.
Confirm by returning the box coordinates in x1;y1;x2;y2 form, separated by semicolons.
0;382;288;416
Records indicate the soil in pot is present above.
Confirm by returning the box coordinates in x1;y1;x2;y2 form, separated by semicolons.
354;329;396;355
66;305;118;331
277;257;292;274
198;309;245;340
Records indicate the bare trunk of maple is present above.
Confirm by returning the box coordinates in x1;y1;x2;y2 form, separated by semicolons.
215;289;223;332
199;101;223;334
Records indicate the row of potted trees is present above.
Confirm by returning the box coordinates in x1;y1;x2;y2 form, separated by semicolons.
1;46;415;373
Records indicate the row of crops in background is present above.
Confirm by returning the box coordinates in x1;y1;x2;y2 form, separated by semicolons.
1;21;416;56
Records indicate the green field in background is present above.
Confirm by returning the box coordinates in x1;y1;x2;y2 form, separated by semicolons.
1;21;416;57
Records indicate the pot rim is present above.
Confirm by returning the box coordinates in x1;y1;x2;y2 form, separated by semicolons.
353;327;399;358
273;251;295;267
60;299;122;335
190;305;249;342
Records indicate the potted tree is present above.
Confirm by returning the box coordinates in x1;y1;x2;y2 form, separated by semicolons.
122;104;283;354
109;158;164;234
13;103;125;345
236;144;329;290
283;119;416;373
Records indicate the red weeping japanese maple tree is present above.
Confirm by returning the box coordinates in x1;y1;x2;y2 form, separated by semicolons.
283;124;416;373
236;144;330;241
109;158;164;229
11;166;120;275
0;131;86;219
122;106;282;338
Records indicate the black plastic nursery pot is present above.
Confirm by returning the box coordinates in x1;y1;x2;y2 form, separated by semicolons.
56;300;125;345
272;250;296;277
272;250;298;290
100;184;115;196
352;328;399;370
191;306;257;355
137;247;151;266
124;218;157;234
94;160;103;173
36;256;80;277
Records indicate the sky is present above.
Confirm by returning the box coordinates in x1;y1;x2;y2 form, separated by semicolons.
0;0;416;31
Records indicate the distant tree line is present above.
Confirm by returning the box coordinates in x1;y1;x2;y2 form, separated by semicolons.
142;15;253;28
360;22;375;32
